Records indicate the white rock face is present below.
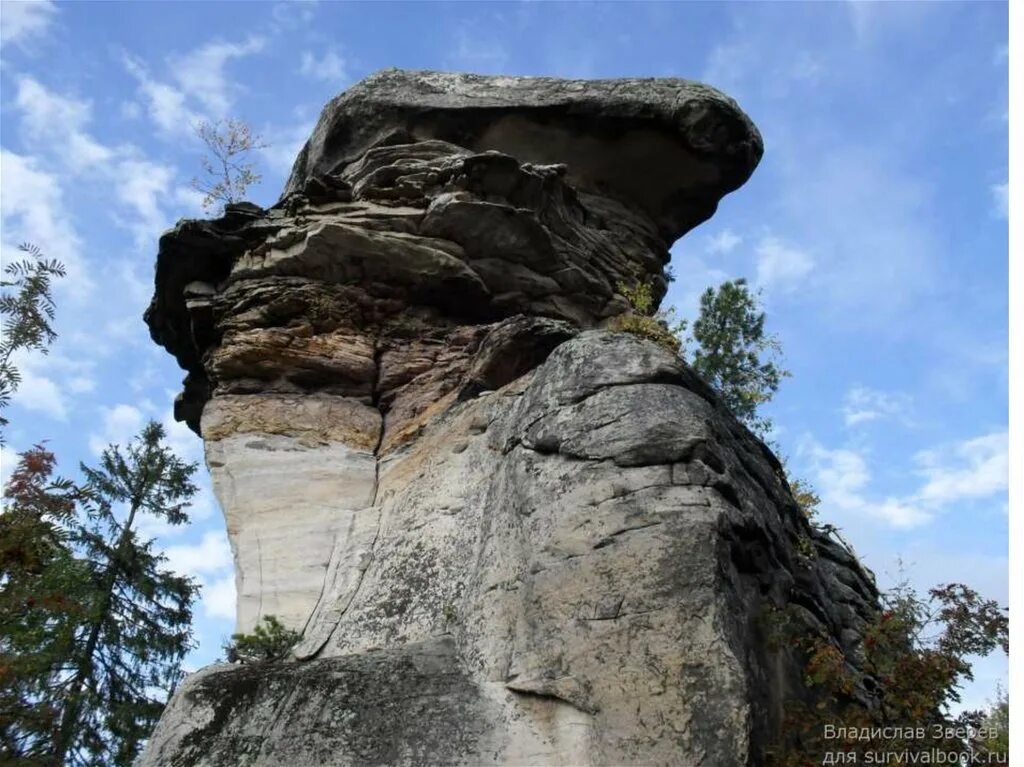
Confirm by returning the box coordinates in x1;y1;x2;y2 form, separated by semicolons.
202;396;380;634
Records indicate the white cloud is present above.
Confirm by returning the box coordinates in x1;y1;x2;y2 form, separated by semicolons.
914;431;1008;508
10;367;65;421
990;181;1008;219
271;0;318;28
123;37;264;137
122;54;202;135
0;149;91;299
10;77;188;250
13;77;117;174
754;235;814;291
160;406;205;465
5;348;97;423
0;0;56;50
201;573;236;621
89;403;145;455
161;526;236;623
120;100;142;120
706;228;742;255
801;428;1008;530
871;498;931;529
173;185;206;216
842;385;912;427
803;440;871;512
171;36;265;116
114;159;177;245
15;75;88;131
299;48;346;83
804;439;932;529
164;530;233;577
0;444;20;488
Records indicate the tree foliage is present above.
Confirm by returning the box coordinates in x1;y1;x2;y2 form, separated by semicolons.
49;422;200;767
0;447;86;763
0;424;199;766
190;119;267;213
611;274;787;438
690;278;789;437
0;243;66;438
223;615;299;664
769;581;1009;765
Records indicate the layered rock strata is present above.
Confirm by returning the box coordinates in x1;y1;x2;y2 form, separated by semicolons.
141;70;876;766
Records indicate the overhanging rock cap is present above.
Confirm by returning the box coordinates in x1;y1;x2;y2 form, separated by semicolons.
285;68;764;243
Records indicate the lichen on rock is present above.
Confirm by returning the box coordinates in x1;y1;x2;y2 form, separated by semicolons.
140;69;875;767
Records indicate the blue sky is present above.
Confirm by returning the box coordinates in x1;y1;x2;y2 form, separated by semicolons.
0;1;1008;711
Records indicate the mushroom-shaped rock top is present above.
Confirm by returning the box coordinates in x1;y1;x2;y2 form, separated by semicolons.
285;68;763;243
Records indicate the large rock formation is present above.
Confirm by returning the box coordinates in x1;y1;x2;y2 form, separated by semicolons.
140;70;877;766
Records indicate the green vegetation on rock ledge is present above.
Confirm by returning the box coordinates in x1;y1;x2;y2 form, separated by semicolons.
612;274;788;439
223;615;300;664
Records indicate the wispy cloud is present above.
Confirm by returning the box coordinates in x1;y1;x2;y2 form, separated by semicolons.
990;181;1008;219
171;36;266;116
160;521;236;623
0;148;92;299
88;403;146;455
13;77;114;171
200;573;236;621
801;428;1007;529
164;530;233;577
299;48;347;83
801;438;931;529
122;36;265;136
8;76;189;255
113;159;178;246
0;0;56;51
705;229;742;255
914;431;1008;508
842;385;912;427
270;0;318;31
754;235;814;291
122;54;202;135
259;117;316;182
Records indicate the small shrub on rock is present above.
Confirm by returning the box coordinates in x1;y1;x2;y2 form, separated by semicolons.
607;278;687;355
223;615;300;664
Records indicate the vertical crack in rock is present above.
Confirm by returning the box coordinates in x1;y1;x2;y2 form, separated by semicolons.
295;342;388;661
139;70;881;767
297;530;338;638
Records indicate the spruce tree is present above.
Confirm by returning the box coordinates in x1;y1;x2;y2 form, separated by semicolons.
52;422;199;767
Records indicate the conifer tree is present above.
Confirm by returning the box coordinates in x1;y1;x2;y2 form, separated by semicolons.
52;422;199;767
0;447;86;764
690;278;789;438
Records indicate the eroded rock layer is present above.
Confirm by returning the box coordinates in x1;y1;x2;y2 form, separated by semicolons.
141;70;875;767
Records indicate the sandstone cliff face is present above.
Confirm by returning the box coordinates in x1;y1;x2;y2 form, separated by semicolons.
140;70;876;766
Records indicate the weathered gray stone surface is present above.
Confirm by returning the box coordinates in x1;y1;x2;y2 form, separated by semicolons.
285;69;763;242
140;69;876;766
